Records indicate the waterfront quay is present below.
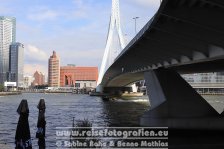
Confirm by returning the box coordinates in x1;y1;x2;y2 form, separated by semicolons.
22;87;94;94
0;91;21;96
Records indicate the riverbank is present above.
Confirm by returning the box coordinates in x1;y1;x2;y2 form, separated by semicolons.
22;90;90;94
0;91;21;96
200;93;224;95
22;91;72;93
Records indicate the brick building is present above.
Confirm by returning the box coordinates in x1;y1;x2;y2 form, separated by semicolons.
32;71;45;86
60;66;98;88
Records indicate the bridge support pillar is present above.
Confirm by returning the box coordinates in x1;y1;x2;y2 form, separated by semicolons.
96;84;103;93
141;68;223;129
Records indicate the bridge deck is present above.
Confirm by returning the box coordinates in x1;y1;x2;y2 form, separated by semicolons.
102;0;224;87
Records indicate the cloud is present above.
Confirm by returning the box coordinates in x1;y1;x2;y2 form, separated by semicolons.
17;23;40;35
26;1;94;22
0;7;12;14
70;8;88;19
128;0;161;8
24;64;47;76
25;45;48;62
72;0;84;7
27;8;58;21
12;0;160;75
35;26;107;67
64;0;105;21
59;48;103;66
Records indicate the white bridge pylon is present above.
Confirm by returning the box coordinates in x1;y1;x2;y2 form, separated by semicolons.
97;0;126;86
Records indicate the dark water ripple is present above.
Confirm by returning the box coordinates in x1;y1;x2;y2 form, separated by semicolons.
0;93;149;148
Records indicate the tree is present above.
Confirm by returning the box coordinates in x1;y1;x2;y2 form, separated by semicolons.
0;84;4;92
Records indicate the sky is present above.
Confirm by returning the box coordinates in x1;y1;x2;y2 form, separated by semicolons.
0;0;160;76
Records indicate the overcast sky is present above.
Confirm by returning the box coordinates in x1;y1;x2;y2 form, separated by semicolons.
0;0;160;76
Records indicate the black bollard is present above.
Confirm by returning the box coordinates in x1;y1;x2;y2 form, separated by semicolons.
36;99;46;149
15;99;32;149
38;138;45;149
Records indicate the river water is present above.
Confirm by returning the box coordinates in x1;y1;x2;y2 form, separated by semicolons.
0;93;149;148
0;93;223;148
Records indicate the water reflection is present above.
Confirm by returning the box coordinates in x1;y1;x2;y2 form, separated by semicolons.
101;98;149;127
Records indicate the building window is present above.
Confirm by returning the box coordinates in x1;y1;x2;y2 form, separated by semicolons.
75;83;80;88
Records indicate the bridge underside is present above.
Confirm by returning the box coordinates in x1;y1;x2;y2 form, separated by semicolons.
102;0;224;87
106;58;224;87
106;72;144;87
99;0;224;131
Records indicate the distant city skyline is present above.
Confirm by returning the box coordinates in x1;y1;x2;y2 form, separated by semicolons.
0;0;160;76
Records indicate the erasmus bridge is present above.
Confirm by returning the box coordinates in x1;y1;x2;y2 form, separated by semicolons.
97;0;224;128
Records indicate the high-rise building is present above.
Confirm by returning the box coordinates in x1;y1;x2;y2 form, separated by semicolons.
48;51;60;87
32;71;45;86
9;42;24;87
0;16;16;83
60;65;98;88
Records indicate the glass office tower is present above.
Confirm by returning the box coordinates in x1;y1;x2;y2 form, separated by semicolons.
9;43;24;87
0;16;16;84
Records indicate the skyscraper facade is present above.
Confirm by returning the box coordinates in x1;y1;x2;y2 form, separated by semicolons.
9;42;24;87
0;16;16;83
48;51;60;87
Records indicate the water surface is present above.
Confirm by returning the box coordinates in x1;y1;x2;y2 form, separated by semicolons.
0;93;149;148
